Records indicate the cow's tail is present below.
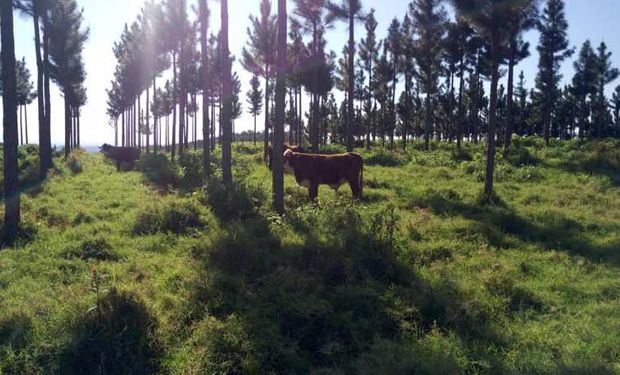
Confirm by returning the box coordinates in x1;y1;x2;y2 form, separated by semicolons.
360;157;364;198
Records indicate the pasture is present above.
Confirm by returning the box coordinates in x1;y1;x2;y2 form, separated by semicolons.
1;138;619;374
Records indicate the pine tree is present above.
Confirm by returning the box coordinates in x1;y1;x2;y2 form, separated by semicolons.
451;0;517;199
273;0;287;213
504;0;538;148
220;0;233;184
358;8;378;149
47;0;89;160
247;75;264;145
2;0;20;244
570;40;597;138
593;42;619;138
327;0;364;152
241;0;277;158
536;0;573;146
410;0;447;151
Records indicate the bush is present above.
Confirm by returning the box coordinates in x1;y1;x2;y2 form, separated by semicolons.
67;155;83;174
504;146;540;167
178;152;204;191
133;199;207;235
61;289;162;374
203;180;265;221
63;238;119;261
138;153;179;188
366;149;407;167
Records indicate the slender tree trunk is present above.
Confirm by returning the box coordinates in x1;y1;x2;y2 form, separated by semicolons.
122;110;125;147
505;38;516;149
221;0;233;184
153;78;158;152
64;96;71;160
19;104;23;146
2;0;20;244
485;40;500;198
172;51;178;159
42;8;52;170
146;85;150;153
178;0;187;156
32;10;49;176
263;75;270;160
346;10;354;152
424;93;432;151
273;0;287;213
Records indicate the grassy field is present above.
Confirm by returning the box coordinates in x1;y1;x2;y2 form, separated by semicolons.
0;137;619;374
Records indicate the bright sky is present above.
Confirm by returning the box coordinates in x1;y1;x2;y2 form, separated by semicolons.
6;0;620;146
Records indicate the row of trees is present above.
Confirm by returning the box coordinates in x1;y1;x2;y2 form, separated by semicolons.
105;0;618;205
2;0;88;244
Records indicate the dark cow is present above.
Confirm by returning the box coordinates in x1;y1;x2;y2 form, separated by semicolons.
100;144;141;171
267;144;305;170
283;149;363;200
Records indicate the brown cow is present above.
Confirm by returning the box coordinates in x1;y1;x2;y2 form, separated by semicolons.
283;149;363;200
100;144;141;171
267;144;305;170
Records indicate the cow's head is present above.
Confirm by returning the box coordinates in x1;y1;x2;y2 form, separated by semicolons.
283;149;295;173
100;144;112;153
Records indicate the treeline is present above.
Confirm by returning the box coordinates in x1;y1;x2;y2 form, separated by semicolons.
2;0;88;244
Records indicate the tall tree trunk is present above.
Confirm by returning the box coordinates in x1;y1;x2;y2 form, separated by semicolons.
273;0;287;213
457;55;465;149
64;95;71;160
263;75;270;160
505;38;516;149
221;0;233;184
2;0;20;244
485;40;500;198
33;10;49;177
146;85;150;153
178;0;187;156
42;7;52;170
153;78;158;152
121;110;125;146
346;10;354;152
19;104;23;145
253;114;257;145
424;93;432;151
172;51;178;159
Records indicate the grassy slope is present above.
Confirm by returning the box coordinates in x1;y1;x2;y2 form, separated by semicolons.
0;138;619;374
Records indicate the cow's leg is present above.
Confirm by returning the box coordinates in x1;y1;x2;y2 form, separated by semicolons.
309;182;319;201
349;178;362;200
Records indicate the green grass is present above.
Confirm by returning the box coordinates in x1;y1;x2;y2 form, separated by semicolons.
0;138;619;374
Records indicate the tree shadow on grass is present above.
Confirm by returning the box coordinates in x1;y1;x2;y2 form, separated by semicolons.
414;190;620;265
186;191;517;373
59;289;162;375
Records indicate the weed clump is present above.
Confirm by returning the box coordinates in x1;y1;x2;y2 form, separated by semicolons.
138;153;179;188
203;180;265;221
178;151;204;191
61;289;162;375
63;238;119;261
366;149;407;167
133;199;207;235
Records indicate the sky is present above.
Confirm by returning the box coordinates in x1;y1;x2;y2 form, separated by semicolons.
5;0;620;146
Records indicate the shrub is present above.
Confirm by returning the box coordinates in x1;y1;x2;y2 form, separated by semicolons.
366;150;407;167
450;147;473;162
504;146;540;167
61;289;162;374
178;152;204;191
63;238;119;261
138;153;179;188
203;180;265;221
133;199;207;235
67;155;83;174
